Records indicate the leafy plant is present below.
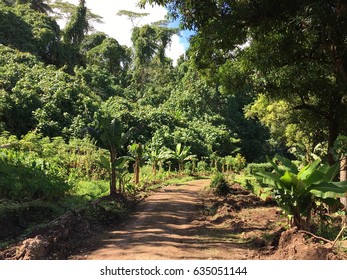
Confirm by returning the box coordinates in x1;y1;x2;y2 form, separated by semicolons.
128;143;143;185
245;162;273;175
0;149;70;200
197;160;209;173
256;154;347;229
145;142;172;176
87;117;123;195
170;143;196;172
209;172;230;196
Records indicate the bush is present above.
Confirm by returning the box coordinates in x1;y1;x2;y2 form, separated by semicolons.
245;162;273;175
209;173;230;196
225;154;246;172
72;181;109;200
0;150;71;200
197;160;209;172
184;161;192;174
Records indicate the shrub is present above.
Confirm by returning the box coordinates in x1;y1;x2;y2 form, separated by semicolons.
225;154;246;172
256;154;347;229
0;150;70;200
72;181;109;200
245;162;273;175
184;161;192;174
197;160;209;172
209;173;230;196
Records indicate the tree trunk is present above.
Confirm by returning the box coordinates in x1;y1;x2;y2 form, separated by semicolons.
179;160;184;172
341;156;347;181
327;116;339;166
110;148;117;195
340;156;347;226
134;160;140;184
152;162;157;176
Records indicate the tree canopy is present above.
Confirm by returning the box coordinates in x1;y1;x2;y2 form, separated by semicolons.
1;0;344;168
141;0;347;164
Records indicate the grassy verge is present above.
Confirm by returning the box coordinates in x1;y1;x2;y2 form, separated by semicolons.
232;172;273;201
144;173;209;191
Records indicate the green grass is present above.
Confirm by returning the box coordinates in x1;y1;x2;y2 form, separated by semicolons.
144;174;209;191
233;172;273;200
71;180;109;200
0;164;210;248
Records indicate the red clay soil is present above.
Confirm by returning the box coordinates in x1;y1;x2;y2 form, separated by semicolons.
2;179;344;260
69;179;343;260
71;179;247;260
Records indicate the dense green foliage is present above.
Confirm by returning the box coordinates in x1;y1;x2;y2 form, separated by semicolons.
0;131;107;200
142;0;347;164
1;1;347;244
256;155;347;229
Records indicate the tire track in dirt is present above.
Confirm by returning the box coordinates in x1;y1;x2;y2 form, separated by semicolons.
72;179;260;260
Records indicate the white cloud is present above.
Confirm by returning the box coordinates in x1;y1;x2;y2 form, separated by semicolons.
60;0;186;64
166;34;186;63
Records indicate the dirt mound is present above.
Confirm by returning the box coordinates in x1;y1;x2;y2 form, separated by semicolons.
0;197;132;260
270;227;342;260
0;209;92;260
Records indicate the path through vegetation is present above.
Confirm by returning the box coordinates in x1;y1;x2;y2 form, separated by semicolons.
71;179;283;260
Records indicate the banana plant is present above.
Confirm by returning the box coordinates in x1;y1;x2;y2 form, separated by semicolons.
170;143;195;172
99;155;131;194
256;154;347;229
128;143;143;185
145;144;172;176
87;117;122;195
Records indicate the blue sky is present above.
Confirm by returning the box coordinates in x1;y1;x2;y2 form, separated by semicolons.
168;18;195;51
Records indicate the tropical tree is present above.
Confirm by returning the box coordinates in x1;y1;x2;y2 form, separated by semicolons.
170;143;195;173
16;0;52;13
256;155;347;229
49;0;103;27
0;2;62;65
84;37;131;82
116;9;149;28
128;143;144;185
63;0;88;46
0;45;98;138
131;24;178;91
87;117;122;195
145;143;172;176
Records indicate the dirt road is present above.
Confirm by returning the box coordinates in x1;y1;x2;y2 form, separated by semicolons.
74;179;262;260
1;179;342;260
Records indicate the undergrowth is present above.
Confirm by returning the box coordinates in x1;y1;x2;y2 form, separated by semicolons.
209;173;230;196
0;173;206;248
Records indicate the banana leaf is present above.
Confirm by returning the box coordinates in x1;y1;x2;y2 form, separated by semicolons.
321;162;340;182
280;170;307;194
266;155;282;175
255;171;284;189
297;159;321;180
275;154;298;174
114;156;132;168
99;155;110;170
309;181;347;199
280;171;294;188
303;169;324;186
